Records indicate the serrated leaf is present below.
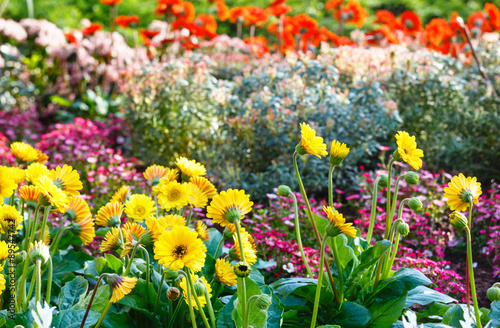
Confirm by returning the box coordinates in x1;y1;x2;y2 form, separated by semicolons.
58;276;88;310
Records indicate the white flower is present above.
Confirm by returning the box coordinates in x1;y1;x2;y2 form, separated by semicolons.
31;301;56;328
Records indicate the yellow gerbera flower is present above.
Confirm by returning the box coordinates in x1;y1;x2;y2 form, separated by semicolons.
185;182;208;208
34;175;69;211
444;173;482;212
0;268;5;296
20;185;41;204
124;194;156;222
329;140;350;166
0;166;18;198
323;206;357;238
154;225;207;272
50;164;83;197
175;157;206;178
155;180;190;211
394;131;424;171
34;225;51;245
195;220;209;241
10;142;38;162
70;215;95;245
35;149;49;164
143;165;170;185
0;241;9;261
99;227;123;253
179;275;212;310
0;204;23;234
64;197;91;221
7;167;26;184
146;214;186;241
298;123;328;158
121;222;147;257
232;230;257;265
95;202;124;227
215;258;237;286
190;176;217;199
108;274;137;303
26;163;50;184
110;185;130;203
206;189;253;228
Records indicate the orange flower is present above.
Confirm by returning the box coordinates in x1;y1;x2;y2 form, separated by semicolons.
172;1;196;22
366;24;399;46
155;0;183;15
140;29;161;38
115;15;140;28
450;11;461;31
244;36;269;57
425;18;453;48
243;6;269;26
100;0;121;5
194;14;218;38
468;11;491;35
334;0;368;27
266;4;291;17
293;13;318;33
82;23;102;36
400;10;422;35
486;3;500;30
325;0;343;11
374;10;397;29
228;7;248;23
65;31;78;46
215;0;229;21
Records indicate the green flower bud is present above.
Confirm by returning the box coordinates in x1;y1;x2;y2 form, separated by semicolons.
397;222;410;237
405;172;419;185
408;197;423;212
15;251;26;265
256;294;272;310
164;268;179;280
449;211;468;230
277;185;292;197
167;287;180;301
194;281;206;297
233;261;251;278
223;227;234;241
228;247;239;261
487;283;500;302
378;174;388;188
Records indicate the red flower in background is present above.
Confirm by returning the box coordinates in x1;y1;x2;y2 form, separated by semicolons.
334;0;368;27
172;1;196;22
140;29;161;38
115;15;140;28
325;0;343;11
100;0;122;5
485;3;500;30
215;0;229;21
155;0;182;15
228;7;248;23
82;23;102;36
244;36;270;57
243;6;269;26
65;31;78;46
400;10;422;35
268;0;286;7
194;14;218;38
366;24;399;46
266;4;291;17
467;11;491;34
374;10;397;29
450;11;461;31
425;18;453;48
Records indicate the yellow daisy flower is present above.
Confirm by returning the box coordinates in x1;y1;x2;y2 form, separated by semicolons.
0;241;9;261
26;163;50;184
121;222;147;257
215;258;237;286
34;175;69;211
179;275;212;310
185;182;208;208
64;197;91;221
95;202;124;227
50;164;83;197
298;123;328;158
175;157;206;178
394;131;424;171
329;140;350;166
19;185;41;206
143;165;170;185
190;176;217;199
70;215;95;245
34;225;51;245
99;227;123;253
154;225;207;272
232;230;257;265
146;214;186;241
206;189;253;228
7;167;26;184
124;194;156;222
10;142;38;162
35;149;49;164
0;267;5;296
444;173;482;212
323;206;357;238
108;274;137;303
110;185;130;203
195;220;209;241
0;166;18;198
0;204;23;234
155;180;190;211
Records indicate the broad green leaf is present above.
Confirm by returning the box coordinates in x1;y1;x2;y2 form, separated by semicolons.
416;302;453;321
442;304;474;327
232;277;267;328
405;286;456;308
73;285;111;313
58;276;88;310
217;294;236;328
335;301;372;328
119;295;152;315
367;295;406;328
205;228;223;257
254;259;278;270
269;278;317;298
261;285;284;328
105;253;124;273
490;301;500;327
52;309;100;328
101;312;136;328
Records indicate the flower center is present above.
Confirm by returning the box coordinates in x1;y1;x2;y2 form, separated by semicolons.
173;244;187;259
135;206;145;216
404;19;413;29
168;189;181;201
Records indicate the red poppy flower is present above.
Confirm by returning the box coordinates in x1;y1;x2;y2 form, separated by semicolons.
243;6;269;26
215;0;229;21
244;36;269;57
266;4;291;17
115;15;140;28
194;14;218;38
228;7;248;23
485;3;500;30
82;23;102;36
311;26;339;47
100;0;121;5
425;18;453;47
64;31;78;46
268;0;286;7
334;0;368;27
399;10;422;35
140;34;153;46
467;11;491;34
172;1;195;22
325;0;343;11
155;0;182;15
374;10;397;29
293;13;317;33
366;24;399;46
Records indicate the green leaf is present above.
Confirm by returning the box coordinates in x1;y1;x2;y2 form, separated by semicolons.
52;309;100;328
50;95;72;107
205;228;223;257
217;294;236;328
101;312;136;328
58;276;89;310
270;278;317;298
260;285;284;328
489;301;500;327
404;286;456;308
416;302;453;321
119;295;153;315
105;253;124;273
442;304;474;327
335;301;372;328
232;277;267;328
367;295;406;328
73;285;111;313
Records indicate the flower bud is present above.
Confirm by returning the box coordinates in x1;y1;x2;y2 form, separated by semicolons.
449;211;468;230
28;241;50;265
405;172;419;185
15;251;26;265
277;185;292;197
233;261;251;278
397;222;410;237
378;174;388;188
408;197;423;212
223;227;234;241
487;283;500;302
393;149;403;162
194;281;206;297
256;294;272;310
228;247;239;261
164;268;179;280
167;287;180;301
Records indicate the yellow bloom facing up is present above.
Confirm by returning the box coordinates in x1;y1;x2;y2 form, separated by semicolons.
95;202;124;227
154;225;207;272
108;274;137;303
143;165;170;185
185;182;208;208
232;230;257;265
444;173;482;212
175;157;207;178
34;175;69;211
26;163;50;184
0;267;5;296
110;185;130;203
64;197;91;222
146;214;186;241
195;220;209;241
297;123;328;158
155;180;190;211
99;228;123;253
50;164;83;197
0;166;18;198
190;176;217;199
179;275;212;310
206;189;253;228
0;204;23;234
394;131;424;171
124;194;156;222
215;258;237;286
35;149;49;164
323;206;357;238
329;140;350;166
7;167;26;184
70;215;95;245
10;142;38;162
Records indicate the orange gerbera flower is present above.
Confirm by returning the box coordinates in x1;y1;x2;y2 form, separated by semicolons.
82;23;102;36
374;10;397;29
486;3;500;30
334;0;368;27
115;15;140;28
172;1;196;22
266;4;291;17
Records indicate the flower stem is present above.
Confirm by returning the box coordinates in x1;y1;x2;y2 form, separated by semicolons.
123;242;140;276
234;219;248;328
39;205;52;243
244;295;260;328
80;274;106;328
139;246;150;300
46;257;53;304
383;229;401;280
383;159;395;239
153;269;166;317
311;236;328;328
466;227;482;327
214;235;224;258
366;177;381;245
50;225;67;258
179;270;198;328
167;296;185;328
328;164;335;209
389;175;404;222
293;151;339;303
35;260;41;307
94;302;112;328
186;269;210;328
290;193;314;278
466;200;473;314
331;237;344;307
200;278;216;328
185;207;194;227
